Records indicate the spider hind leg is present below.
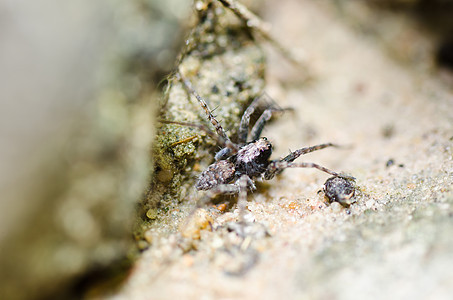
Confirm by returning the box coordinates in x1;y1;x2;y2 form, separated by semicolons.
265;160;355;181
264;143;354;180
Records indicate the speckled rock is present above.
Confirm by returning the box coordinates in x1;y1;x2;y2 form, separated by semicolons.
111;1;453;300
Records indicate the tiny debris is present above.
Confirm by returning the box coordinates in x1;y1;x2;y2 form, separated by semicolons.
324;176;356;207
146;208;159;220
386;158;404;168
381;124;395;139
179;208;214;239
215;203;228;212
386;159;395;167
169;135;198;147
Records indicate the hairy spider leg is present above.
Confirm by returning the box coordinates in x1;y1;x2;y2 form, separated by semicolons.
238;93;291;144
282;143;337;162
159;120;239;154
237;96;262;144
265;161;355;181
249;105;290;142
263;143;340;180
176;71;232;144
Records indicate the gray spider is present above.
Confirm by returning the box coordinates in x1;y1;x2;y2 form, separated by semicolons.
164;71;354;223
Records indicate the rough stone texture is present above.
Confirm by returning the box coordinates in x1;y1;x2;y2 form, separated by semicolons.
110;1;453;299
4;0;451;299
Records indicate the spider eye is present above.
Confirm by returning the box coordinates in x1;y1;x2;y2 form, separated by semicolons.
262;137;268;141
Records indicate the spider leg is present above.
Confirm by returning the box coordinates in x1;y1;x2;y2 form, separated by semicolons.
264;161;355;181
217;0;309;71
237;175;254;226
282;143;337;163
180;182;240;236
237;97;262;144
176;70;232;144
199;183;241;207
182;176;255;235
267;143;341;178
249;105;290;141
193;175;255;212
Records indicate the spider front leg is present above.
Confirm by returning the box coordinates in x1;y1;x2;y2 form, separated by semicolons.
249;105;290;141
238;93;291;144
176;70;232;144
216;99;287;159
237;97;262;144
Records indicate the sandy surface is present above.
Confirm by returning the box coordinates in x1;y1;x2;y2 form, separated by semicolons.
109;1;453;299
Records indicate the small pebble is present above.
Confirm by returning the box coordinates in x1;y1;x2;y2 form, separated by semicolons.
180;209;214;239
146;209;158;220
324;176;356;207
386;159;395;167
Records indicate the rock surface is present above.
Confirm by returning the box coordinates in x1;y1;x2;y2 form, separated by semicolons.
112;1;453;299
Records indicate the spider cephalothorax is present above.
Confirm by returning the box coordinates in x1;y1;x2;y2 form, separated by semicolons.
234;137;272;177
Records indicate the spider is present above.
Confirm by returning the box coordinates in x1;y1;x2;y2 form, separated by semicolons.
163;71;354;224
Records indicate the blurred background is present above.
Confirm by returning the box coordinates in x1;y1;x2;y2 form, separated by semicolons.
0;0;191;298
0;0;452;299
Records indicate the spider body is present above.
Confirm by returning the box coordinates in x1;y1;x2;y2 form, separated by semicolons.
165;71;354;220
197;137;272;190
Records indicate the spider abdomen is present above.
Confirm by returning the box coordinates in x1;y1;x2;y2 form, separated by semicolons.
196;160;236;190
